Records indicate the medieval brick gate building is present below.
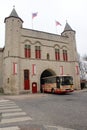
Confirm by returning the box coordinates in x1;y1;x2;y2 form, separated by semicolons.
0;8;80;94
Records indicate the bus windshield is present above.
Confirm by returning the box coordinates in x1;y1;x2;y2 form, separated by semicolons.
61;76;73;85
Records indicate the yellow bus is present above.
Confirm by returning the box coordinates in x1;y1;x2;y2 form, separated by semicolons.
41;75;74;94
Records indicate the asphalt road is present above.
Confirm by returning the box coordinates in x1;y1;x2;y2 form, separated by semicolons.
0;90;87;130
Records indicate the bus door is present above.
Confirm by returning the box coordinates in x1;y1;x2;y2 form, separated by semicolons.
56;77;60;88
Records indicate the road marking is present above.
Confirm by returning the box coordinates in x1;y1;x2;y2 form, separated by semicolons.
0;116;32;124
0;126;20;130
0;100;10;103
0;101;16;104
45;125;75;130
3;112;27;117
0;106;19;109
0;102;16;107
0;108;22;112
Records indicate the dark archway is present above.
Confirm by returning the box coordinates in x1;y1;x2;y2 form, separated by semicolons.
40;69;56;92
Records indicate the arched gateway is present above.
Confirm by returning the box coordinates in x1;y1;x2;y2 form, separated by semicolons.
40;69;56;92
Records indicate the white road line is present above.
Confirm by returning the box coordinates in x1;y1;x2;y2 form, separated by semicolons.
0;103;16;107
0;100;10;103
0;108;22;112
0;102;16;104
0;101;16;104
0;116;32;124
45;125;75;130
0;106;19;109
0;126;20;130
0;102;15;104
3;112;27;117
0;104;16;107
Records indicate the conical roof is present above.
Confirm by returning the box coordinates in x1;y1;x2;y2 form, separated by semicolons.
64;22;73;31
4;7;23;23
10;8;19;18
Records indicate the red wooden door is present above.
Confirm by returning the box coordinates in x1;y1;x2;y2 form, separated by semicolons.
24;70;30;90
32;82;37;93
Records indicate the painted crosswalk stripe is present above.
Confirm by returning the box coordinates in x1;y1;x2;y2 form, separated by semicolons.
0;100;15;104
45;125;75;130
0;103;17;107
0;100;10;103
0;116;32;124
0;101;16;103
0;102;16;104
0;106;19;109
0;126;20;130
3;112;27;117
0;108;22;112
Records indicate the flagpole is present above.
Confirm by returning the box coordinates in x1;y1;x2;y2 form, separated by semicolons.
55;26;58;34
55;20;62;34
32;12;38;30
55;20;58;34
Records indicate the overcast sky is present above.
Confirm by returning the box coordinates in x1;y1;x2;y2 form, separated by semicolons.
0;0;87;56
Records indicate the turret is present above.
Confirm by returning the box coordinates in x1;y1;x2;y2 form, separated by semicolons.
61;22;80;90
61;22;78;61
4;7;23;57
3;8;23;94
61;22;75;37
4;7;23;23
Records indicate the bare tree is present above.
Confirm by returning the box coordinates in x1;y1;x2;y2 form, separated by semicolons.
83;54;87;61
78;54;87;80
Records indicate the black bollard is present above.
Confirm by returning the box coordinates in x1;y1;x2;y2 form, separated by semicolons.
0;112;2;122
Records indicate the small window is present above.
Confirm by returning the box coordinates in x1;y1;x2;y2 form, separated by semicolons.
55;49;60;61
47;53;50;60
24;45;31;58
76;66;79;75
63;50;68;61
35;46;41;59
13;63;17;75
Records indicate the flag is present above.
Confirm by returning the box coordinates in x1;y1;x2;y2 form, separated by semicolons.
55;21;62;26
32;12;38;19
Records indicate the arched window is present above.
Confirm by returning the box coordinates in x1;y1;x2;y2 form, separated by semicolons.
24;45;31;58
35;46;41;59
55;48;60;61
63;50;68;61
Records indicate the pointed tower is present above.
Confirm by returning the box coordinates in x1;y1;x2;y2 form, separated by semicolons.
3;8;23;94
4;7;23;57
62;22;80;90
62;22;75;36
61;22;77;61
63;22;73;32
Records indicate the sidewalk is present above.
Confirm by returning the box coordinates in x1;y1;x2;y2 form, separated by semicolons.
0;93;47;100
74;88;87;93
0;89;87;100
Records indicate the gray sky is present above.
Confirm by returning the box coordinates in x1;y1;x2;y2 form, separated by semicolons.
0;0;87;56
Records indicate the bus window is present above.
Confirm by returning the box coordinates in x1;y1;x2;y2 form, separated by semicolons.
61;76;73;85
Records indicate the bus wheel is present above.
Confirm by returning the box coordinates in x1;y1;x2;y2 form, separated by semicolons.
51;88;55;94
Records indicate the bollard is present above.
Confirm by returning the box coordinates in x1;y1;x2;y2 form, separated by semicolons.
0;112;2;122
